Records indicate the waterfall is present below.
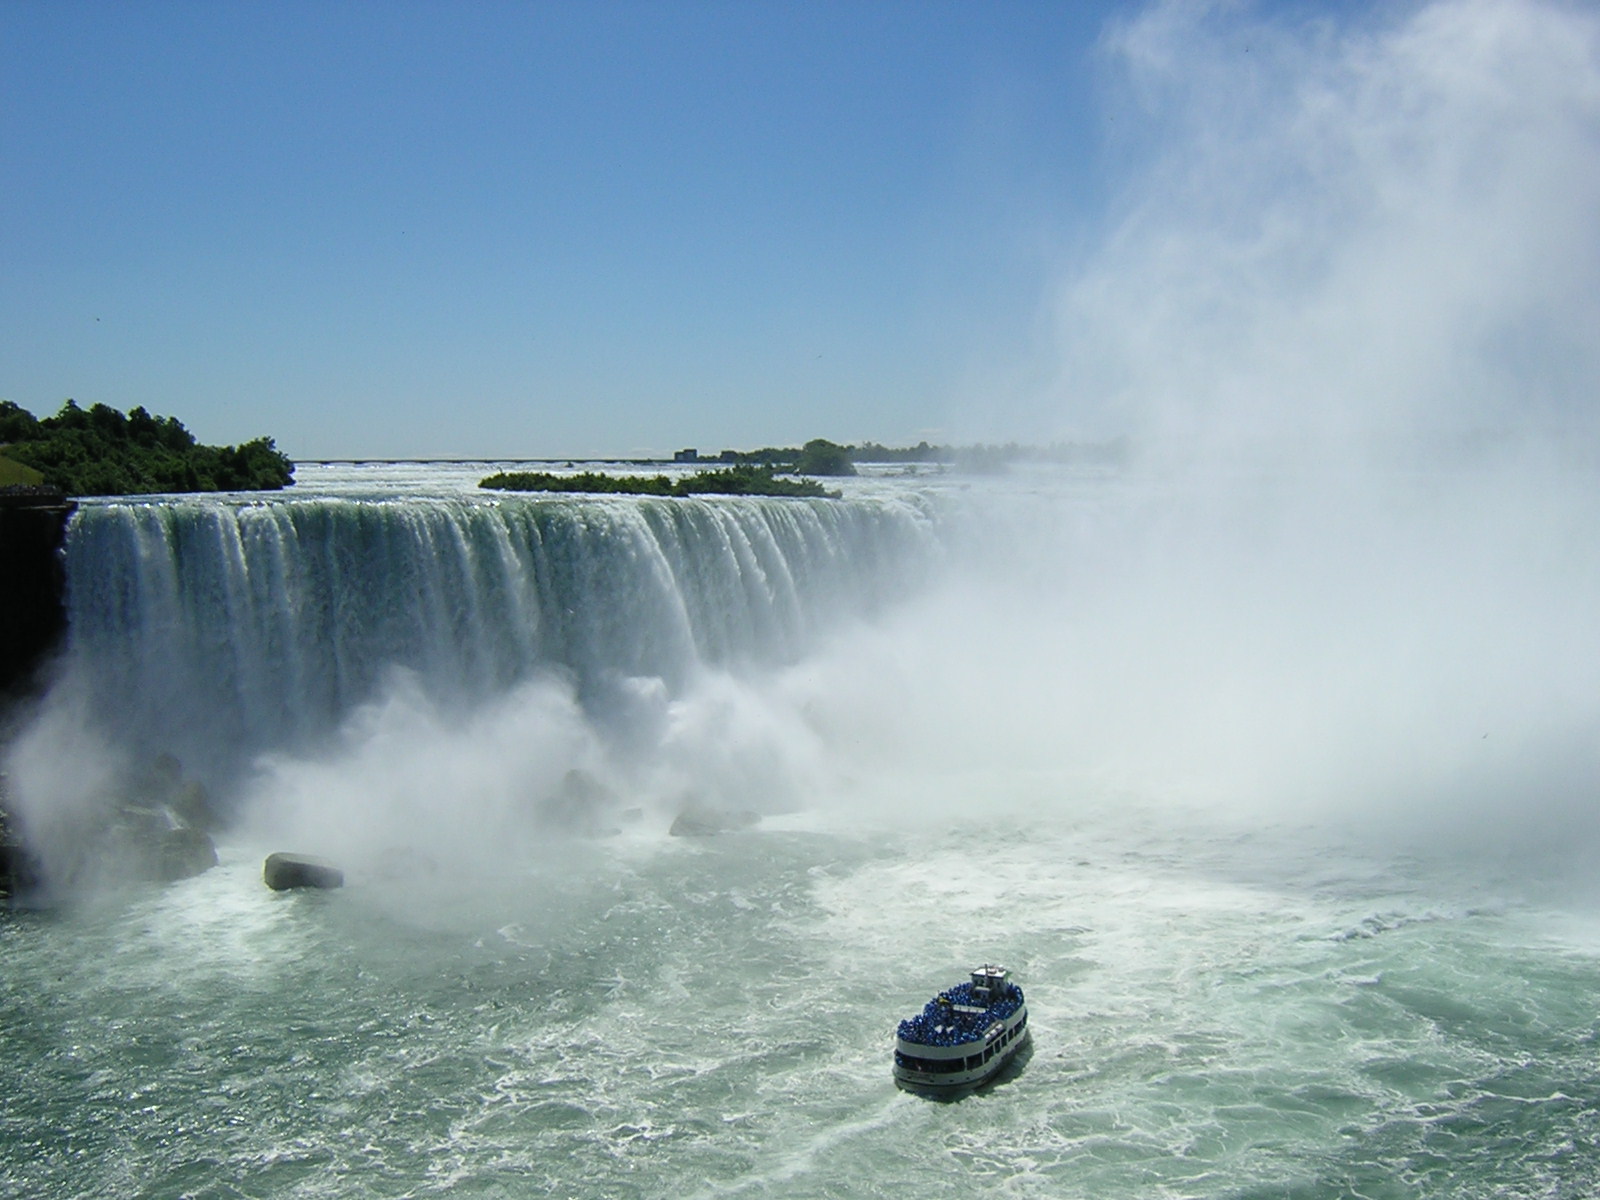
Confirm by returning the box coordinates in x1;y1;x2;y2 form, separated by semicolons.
57;491;941;784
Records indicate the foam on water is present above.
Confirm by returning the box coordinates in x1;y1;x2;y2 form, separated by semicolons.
7;787;1597;1199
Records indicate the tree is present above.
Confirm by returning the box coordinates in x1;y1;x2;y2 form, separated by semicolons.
795;438;856;476
0;400;294;496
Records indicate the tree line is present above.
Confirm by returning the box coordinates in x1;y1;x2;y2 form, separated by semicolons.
481;465;838;498
685;436;1129;474
0;399;294;497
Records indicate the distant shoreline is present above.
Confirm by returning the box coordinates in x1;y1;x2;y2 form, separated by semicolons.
298;458;676;467
296;439;1128;470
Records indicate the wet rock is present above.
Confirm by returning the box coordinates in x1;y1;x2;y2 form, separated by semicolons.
156;827;217;882
263;852;344;891
0;837;40;898
668;804;760;837
0;770;218;895
109;802;217;882
0;780;41;898
133;754;217;832
536;769;621;837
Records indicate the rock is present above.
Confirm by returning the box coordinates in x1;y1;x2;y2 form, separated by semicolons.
0;772;218;895
263;852;344;891
0;837;40;898
132;754;217;832
111;802;217;883
156;827;217;882
668;805;761;837
0;488;76;711
536;769;620;837
0;782;36;897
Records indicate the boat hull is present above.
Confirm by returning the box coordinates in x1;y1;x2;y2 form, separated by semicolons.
893;1002;1030;1093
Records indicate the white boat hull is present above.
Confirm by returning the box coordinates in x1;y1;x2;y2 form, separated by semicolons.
893;1003;1030;1093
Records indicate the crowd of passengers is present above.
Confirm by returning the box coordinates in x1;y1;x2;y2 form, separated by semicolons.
896;981;1024;1047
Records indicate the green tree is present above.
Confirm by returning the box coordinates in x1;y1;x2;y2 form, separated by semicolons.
0;399;293;496
795;438;856;476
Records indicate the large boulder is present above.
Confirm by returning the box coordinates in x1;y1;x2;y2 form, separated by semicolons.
0;837;40;898
535;769;621;837
668;804;761;837
263;852;344;891
133;753;217;832
0;769;218;896
156;827;218;882
109;802;217;884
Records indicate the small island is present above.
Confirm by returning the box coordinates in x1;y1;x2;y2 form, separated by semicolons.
0;399;294;497
480;464;840;499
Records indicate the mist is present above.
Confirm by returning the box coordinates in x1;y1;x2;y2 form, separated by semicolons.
1053;0;1600;453
810;0;1600;867
964;0;1600;858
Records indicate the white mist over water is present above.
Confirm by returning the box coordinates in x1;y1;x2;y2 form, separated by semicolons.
960;0;1600;869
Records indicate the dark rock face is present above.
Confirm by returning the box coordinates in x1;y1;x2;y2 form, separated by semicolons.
668;805;761;837
0;776;38;898
96;802;218;888
133;754;218;833
263;852;344;891
1;762;219;898
535;769;622;838
157;827;218;881
0;832;41;898
0;487;76;710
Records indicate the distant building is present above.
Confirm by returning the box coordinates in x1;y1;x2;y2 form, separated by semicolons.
673;448;699;463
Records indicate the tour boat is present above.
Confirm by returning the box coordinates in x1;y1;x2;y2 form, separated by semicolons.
893;965;1030;1093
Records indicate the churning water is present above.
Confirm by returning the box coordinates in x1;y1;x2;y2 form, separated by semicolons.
3;460;1598;1199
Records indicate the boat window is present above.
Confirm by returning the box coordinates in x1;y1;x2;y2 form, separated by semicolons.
897;1053;969;1074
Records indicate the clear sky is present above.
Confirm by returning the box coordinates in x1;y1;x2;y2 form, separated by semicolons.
4;0;1597;459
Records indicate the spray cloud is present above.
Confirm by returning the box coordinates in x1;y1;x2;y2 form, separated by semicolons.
1057;0;1600;452
814;0;1600;871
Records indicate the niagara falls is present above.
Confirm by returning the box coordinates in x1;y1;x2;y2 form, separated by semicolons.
4;1;1600;1198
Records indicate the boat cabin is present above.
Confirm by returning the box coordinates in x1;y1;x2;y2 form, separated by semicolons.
969;964;1009;1007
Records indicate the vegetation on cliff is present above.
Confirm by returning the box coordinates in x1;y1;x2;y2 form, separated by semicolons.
0;399;294;497
480;465;838;498
0;455;45;488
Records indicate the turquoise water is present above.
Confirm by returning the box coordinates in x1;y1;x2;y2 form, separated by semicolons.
4;800;1597;1199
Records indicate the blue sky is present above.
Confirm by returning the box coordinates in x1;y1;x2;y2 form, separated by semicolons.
5;0;1597;459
